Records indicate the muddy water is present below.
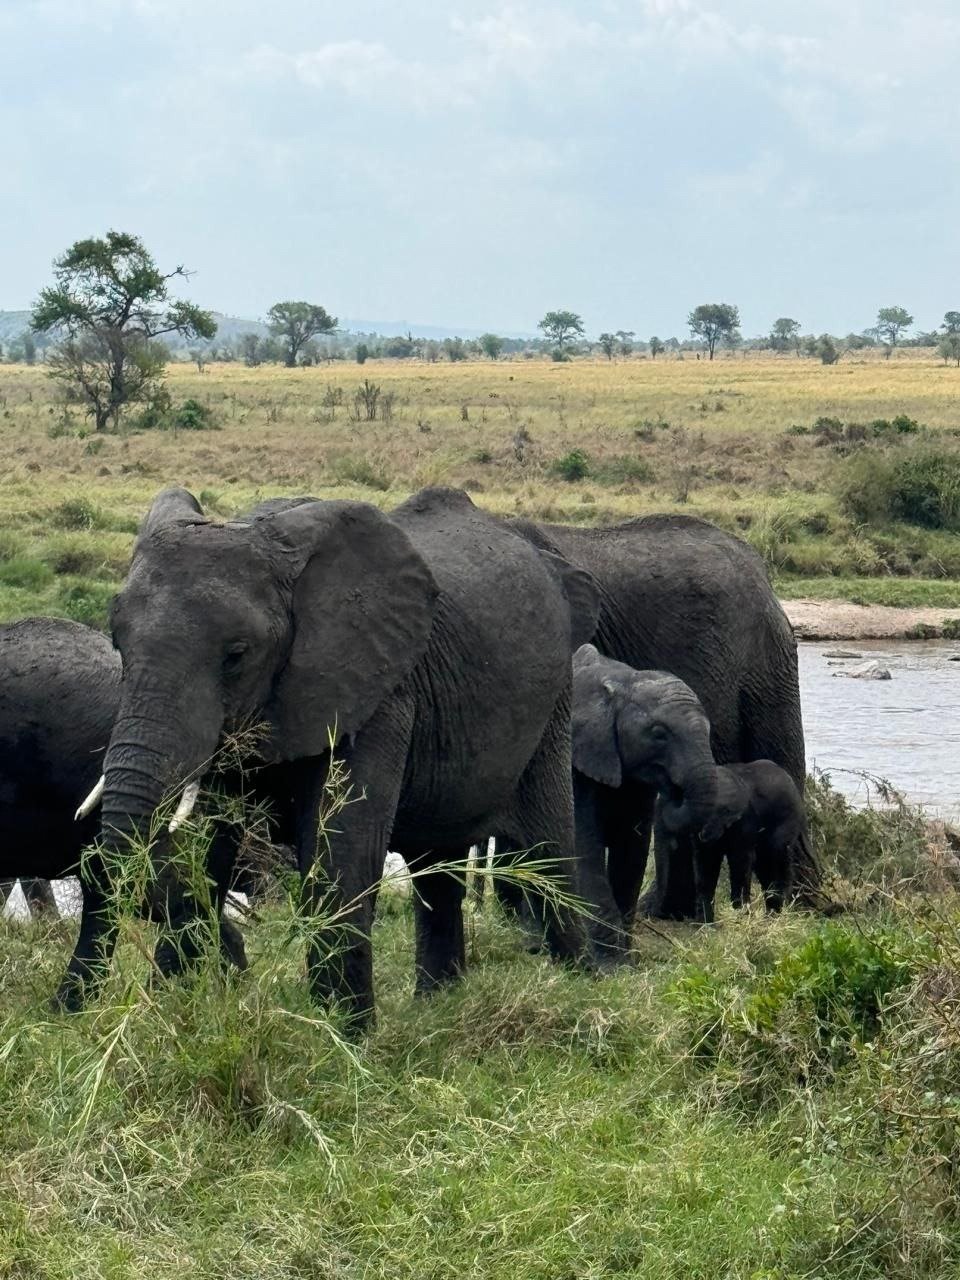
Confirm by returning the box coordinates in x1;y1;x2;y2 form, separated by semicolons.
799;640;960;820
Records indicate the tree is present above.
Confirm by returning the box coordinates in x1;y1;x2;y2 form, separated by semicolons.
939;334;960;367
769;317;801;355
687;303;740;360
31;230;215;431
649;336;665;359
355;343;369;365
443;337;468;362
616;330;635;357
537;310;584;352
815;334;844;365
875;305;913;357
597;332;617;360
267;301;337;368
942;311;960;336
240;333;262;367
479;333;504;360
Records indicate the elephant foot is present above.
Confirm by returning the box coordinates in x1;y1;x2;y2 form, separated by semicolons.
50;979;89;1014
636;885;699;922
414;968;464;998
219;918;249;971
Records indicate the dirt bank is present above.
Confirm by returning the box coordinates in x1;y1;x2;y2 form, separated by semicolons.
783;598;960;641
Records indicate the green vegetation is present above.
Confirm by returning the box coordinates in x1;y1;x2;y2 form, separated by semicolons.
3;774;960;1276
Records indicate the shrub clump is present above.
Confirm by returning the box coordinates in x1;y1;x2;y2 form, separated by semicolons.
839;450;960;531
551;449;590;482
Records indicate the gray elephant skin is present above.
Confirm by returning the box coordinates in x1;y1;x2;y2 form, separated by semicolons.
669;759;809;922
0;616;249;1007
95;485;597;1026
571;645;723;956
514;515;815;921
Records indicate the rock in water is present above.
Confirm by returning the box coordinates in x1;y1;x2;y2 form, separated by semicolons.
834;659;892;680
825;649;864;659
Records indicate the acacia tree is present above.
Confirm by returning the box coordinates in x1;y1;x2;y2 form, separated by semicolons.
597;332;617;359
649;336;665;359
479;332;504;360
770;317;801;355
688;303;740;359
942;311;960;336
32;230;215;431
875;305;913;357
616;329;635;357
538;309;584;352
267;300;337;367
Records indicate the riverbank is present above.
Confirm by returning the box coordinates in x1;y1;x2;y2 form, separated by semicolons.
784;597;960;641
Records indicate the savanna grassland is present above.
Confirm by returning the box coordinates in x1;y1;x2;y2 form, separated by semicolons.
3;352;960;1275
2;349;960;628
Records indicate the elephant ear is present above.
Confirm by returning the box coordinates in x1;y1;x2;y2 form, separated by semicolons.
260;500;439;759
571;664;622;787
538;550;601;649
136;487;207;550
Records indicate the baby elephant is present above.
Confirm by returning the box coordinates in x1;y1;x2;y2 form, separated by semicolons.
571;645;806;954
659;759;807;923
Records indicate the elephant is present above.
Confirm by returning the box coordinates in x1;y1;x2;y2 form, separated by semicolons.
85;485;597;1025
495;514;817;923
570;645;725;957
0;616;249;1006
662;758;809;923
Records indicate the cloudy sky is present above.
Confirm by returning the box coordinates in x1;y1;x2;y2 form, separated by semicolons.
1;0;957;336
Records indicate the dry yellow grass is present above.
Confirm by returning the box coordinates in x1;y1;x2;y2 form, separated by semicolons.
0;350;959;624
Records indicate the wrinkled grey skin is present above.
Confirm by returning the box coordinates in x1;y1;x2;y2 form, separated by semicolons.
0;617;248;1007
94;486;597;1026
503;515;816;922
570;645;723;958
661;759;808;922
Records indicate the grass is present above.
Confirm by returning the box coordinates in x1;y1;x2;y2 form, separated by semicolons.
3;773;960;1277
1;351;960;625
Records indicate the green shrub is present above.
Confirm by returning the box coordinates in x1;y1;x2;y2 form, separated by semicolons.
838;450;960;530
942;618;960;640
170;398;216;431
50;497;105;531
40;534;103;576
551;449;591;482
0;556;54;590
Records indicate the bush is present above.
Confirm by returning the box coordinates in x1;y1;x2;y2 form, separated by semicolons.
331;455;390;491
50;497;103;530
593;456;654;485
551;449;590;482
0;556;54;590
838;450;960;530
170;398;216;431
56;578;117;628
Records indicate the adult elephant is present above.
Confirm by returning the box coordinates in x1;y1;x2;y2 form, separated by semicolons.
87;486;596;1025
501;513;817;923
0;617;249;1006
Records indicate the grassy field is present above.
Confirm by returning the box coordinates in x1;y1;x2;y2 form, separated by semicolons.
3;780;960;1278
1;350;960;626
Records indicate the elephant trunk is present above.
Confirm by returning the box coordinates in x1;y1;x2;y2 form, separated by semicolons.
667;758;724;839
98;673;223;911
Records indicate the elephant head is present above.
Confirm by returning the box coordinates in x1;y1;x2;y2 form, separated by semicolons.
99;487;439;847
571;644;722;836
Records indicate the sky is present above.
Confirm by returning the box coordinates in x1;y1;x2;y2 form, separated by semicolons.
1;0;958;337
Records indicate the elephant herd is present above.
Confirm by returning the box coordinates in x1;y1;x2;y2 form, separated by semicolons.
0;485;821;1026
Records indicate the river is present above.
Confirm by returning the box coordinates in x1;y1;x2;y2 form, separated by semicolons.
800;640;960;820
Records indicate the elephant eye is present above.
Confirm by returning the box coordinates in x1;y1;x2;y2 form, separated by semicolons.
650;724;668;740
223;642;248;675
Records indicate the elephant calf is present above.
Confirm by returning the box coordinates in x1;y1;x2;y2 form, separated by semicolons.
661;760;808;922
570;645;809;956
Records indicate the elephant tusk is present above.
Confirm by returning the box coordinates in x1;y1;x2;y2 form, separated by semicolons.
75;775;105;821
168;782;201;833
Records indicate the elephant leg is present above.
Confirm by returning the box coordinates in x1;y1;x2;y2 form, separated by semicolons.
727;847;753;908
499;690;585;965
152;823;247;979
406;848;468;994
302;703;413;1027
573;775;630;966
22;879;58;916
606;784;655;932
754;825;795;913
637;807;699;920
692;842;725;923
52;871;118;1012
